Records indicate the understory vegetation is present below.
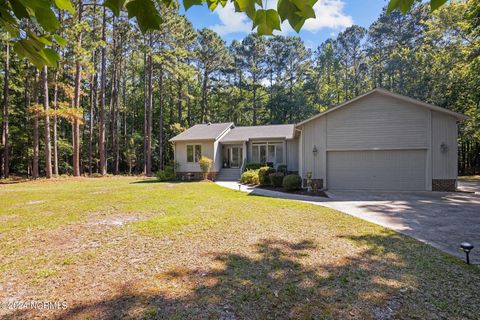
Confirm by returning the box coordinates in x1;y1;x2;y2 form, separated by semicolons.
0;177;478;319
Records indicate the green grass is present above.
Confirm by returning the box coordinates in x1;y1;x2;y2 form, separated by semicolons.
0;177;479;320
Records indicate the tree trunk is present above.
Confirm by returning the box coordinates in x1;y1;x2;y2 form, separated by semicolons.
88;0;98;175
109;17;118;174
2;41;9;178
146;34;153;176
252;72;257;126
24;65;31;176
73;0;84;176
98;6;107;175
108;68;116;173
201;70;208;123
143;39;148;175
177;79;182;124
53;66;59;175
114;19;122;175
32;69;39;179
186;82;191;127
43;66;52;178
159;66;164;170
89;69;97;175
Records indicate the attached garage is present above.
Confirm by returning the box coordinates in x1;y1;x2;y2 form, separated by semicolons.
297;88;467;192
327;150;426;191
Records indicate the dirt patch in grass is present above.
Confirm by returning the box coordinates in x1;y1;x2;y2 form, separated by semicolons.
87;215;141;226
0;177;479;319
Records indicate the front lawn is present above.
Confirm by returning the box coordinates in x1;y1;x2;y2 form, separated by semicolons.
0;177;478;319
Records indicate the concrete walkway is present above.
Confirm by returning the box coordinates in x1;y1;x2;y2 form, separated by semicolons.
215;181;480;264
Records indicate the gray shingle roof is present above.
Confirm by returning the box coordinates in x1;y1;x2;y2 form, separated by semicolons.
169;122;233;142
219;124;295;142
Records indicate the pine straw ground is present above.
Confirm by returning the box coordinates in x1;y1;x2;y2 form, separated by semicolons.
0;177;479;320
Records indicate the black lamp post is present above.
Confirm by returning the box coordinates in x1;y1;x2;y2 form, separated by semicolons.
460;242;474;264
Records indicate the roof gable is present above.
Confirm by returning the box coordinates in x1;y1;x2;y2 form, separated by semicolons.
296;88;468;127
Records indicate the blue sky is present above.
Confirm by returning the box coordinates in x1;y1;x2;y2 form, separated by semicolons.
182;0;388;49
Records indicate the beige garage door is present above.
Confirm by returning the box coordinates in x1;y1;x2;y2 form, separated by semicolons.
327;150;426;191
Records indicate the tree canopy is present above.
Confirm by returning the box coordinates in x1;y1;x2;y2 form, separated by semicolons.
0;0;456;68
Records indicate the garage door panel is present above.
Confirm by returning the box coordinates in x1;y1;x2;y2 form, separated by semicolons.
327;150;426;191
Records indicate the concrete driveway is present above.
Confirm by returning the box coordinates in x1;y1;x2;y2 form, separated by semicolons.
216;180;480;263
458;179;480;194
321;183;480;264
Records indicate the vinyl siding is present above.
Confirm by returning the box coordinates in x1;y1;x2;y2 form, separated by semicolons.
326;93;428;150
300;116;326;179
327;150;427;190
432;112;458;179
286;139;299;171
174;141;215;172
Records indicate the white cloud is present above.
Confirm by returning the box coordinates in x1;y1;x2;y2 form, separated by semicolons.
303;0;353;32
210;0;352;36
210;2;251;36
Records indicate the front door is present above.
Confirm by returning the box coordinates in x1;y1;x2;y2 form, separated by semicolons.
230;147;242;168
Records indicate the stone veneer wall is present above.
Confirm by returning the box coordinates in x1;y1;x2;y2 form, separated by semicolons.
432;179;456;192
176;172;217;181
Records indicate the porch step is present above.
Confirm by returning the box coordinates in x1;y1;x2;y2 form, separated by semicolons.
216;168;241;181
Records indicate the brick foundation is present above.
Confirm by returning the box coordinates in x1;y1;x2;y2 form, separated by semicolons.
432;179;456;192
176;172;217;181
303;179;323;190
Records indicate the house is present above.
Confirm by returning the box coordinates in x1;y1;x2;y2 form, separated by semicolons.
170;122;298;181
169;88;467;191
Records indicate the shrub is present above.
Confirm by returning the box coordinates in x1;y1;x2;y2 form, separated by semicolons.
156;161;179;181
199;156;213;180
258;166;275;185
244;163;263;171
156;168;174;181
269;172;284;187
283;174;302;191
276;164;287;175
240;169;259;185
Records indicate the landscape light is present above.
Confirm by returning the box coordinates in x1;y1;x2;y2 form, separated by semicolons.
460;242;474;264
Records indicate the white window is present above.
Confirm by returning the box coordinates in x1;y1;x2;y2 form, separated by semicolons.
274;143;283;163
252;142;283;164
187;144;202;162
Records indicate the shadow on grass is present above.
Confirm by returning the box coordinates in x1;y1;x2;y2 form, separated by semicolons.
247;187;329;203
5;236;480;320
